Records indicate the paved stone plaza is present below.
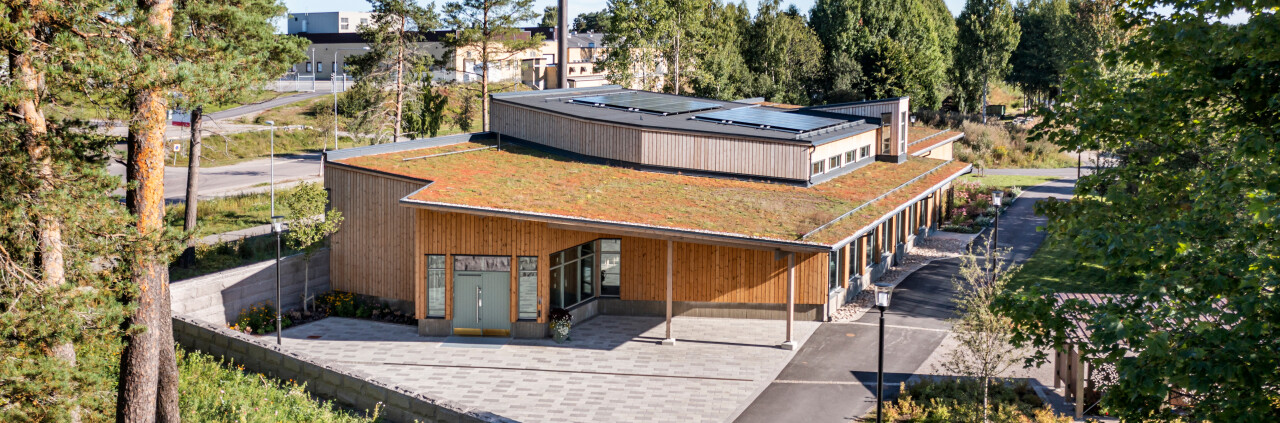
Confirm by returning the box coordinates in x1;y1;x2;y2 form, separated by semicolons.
279;316;820;423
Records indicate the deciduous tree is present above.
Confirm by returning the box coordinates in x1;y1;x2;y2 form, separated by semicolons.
281;183;343;312
744;0;823;105
996;0;1280;419
954;0;1020;118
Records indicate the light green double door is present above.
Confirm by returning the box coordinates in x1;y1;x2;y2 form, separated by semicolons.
452;271;512;336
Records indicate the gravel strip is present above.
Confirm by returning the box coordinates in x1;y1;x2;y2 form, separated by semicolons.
831;236;972;322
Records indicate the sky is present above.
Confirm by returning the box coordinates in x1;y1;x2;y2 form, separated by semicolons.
276;0;1249;33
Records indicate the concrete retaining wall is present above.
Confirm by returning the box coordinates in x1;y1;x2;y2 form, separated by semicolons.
171;250;331;325
171;315;514;423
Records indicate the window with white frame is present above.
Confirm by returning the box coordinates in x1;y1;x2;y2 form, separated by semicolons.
600;239;621;296
829;155;841;169
861;145;871;158
844;150;855;164
426;255;446;317
811;160;825;176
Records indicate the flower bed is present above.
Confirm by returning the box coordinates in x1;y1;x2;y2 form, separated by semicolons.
942;180;1021;233
878;378;1070;422
229;291;414;335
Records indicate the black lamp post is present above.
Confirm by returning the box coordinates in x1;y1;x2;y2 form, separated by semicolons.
874;281;894;423
272;215;285;345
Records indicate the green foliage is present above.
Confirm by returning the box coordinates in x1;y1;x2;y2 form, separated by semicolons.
404;76;451;138
996;1;1280;420
1007;0;1125;103
938;241;1029;422
602;0;713;93
573;10;608;32
540;5;558;27
281;183;344;263
1006;233;1116;294
454;92;477;132
317;291;371;318
443;0;542;130
230;302;292;335
165;186;302;237
687;1;752;100
742;0;824;105
168;235;302;282
808;0;954;107
953;0;1021;113
881;378;1069;422
177;349;377;421
952;122;1071;168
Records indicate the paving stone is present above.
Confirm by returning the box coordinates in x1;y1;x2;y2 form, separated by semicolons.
278;316;817;423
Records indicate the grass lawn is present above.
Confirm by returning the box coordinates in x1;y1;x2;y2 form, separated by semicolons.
170;128;357;167
169;234;306;281
177;348;376;422
165;187;301;237
960;174;1059;190
1008;233;1122;293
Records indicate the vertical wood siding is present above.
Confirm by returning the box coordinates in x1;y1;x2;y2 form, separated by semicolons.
491;102;643;162
639;131;809;180
408;208;829;321
491;101;810;181
325;167;421;302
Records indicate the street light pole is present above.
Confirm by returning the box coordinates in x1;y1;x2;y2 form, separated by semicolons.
272;215;284;345
267;120;275;217
874;282;894;423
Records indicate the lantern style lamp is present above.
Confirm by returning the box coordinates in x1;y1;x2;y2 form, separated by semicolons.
873;281;894;422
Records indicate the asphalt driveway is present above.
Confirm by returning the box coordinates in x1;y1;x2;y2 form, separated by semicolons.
735;177;1077;422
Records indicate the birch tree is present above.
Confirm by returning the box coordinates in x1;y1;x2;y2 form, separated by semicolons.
939;242;1028;421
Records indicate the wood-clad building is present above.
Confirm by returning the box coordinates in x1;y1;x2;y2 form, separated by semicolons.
323;88;967;346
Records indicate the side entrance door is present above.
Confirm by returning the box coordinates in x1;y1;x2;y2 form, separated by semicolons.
451;256;512;337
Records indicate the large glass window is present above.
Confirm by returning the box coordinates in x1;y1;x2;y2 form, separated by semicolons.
863;233;875;268
518;257;538;320
600;239;621;296
550;242;595;309
828;249;843;291
880;113;893;153
426;255;446;317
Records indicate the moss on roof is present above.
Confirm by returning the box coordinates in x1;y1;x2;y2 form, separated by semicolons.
908;127;962;155
337;141;969;246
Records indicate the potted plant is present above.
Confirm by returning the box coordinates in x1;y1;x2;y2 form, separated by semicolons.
549;308;572;343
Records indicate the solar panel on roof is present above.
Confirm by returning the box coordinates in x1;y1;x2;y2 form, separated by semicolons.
692;107;849;133
570;92;721;115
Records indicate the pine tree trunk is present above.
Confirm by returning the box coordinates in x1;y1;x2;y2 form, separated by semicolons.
118;1;179;421
481;35;490;132
394;19;405;142
981;75;989;123
180;106;202;267
13;24;79;423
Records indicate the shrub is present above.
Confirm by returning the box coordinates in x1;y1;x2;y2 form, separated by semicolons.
317;291;367;318
230;302;292;335
878;378;1070;422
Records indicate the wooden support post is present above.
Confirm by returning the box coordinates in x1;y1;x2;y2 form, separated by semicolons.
781;252;796;350
1053;349;1062;389
1074;345;1085;419
661;240;675;346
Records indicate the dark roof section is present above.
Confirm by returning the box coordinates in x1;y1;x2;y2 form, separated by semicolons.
298;27;563;45
491;86;880;145
802;96;908;111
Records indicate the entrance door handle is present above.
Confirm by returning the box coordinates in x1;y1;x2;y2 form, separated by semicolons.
476;286;482;322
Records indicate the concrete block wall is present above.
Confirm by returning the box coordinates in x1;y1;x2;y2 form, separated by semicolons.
171;250;331;325
171;315;515;423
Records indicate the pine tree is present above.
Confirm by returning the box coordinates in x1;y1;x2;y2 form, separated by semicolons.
348;0;439;142
0;3;133;420
443;0;542;131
